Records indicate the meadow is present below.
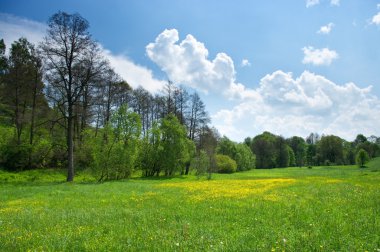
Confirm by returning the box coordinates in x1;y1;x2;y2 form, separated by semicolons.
1;159;380;251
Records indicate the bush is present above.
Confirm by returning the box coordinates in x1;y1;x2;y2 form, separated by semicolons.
216;154;237;174
0;143;31;171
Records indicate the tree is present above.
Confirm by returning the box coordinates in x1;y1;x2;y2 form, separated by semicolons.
275;136;289;168
4;38;35;145
216;136;255;171
287;136;306;167
160;114;189;176
90;105;141;181
317;135;344;165
251;132;276;168
41;11;97;181
191;150;210;178
356;149;369;168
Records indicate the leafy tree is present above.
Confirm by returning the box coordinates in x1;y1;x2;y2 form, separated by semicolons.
216;136;255;171
160;114;188;176
251;132;276;168
287;136;306;167
288;146;296;167
139;122;162;177
90;105;141;181
317;135;344;165
191;150;210;178
275;136;289;168
234;143;255;171
215;154;237;173
356;149;369;168
306;144;317;166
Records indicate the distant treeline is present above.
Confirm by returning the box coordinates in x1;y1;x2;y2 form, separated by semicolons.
244;132;379;169
0;11;378;181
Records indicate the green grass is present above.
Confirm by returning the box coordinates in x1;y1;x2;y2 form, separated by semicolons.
1;160;380;251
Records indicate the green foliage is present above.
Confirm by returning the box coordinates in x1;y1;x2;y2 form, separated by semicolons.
217;136;255;171
215;154;237;173
190;150;210;178
356;148;369;168
139;122;162;176
287;136;306;167
89;105;141;181
160;114;189;176
234;143;255;171
288;146;296;167
317;135;344;165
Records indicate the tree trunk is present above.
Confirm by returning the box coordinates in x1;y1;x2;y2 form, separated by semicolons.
67;105;74;182
28;73;38;168
185;162;190;175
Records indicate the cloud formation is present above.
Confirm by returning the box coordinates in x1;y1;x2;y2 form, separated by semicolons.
317;22;334;34
146;29;237;94
302;46;338;66
372;12;380;26
0;13;164;93
213;70;380;141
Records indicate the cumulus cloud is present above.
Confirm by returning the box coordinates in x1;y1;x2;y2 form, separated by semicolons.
212;70;380;141
371;12;380;26
241;59;251;67
306;0;320;8
302;46;338;66
146;29;237;94
0;13;164;93
317;23;334;34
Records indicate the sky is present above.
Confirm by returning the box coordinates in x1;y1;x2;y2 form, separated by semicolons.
1;0;380;142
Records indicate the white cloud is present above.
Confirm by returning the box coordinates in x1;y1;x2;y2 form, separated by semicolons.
306;0;320;8
146;29;237;94
371;12;380;26
241;59;251;67
0;12;164;93
0;12;46;48
317;22;334;34
101;49;165;93
330;0;340;6
302;46;338;66
212;70;380;141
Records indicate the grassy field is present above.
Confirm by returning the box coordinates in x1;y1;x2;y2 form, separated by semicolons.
1;160;380;251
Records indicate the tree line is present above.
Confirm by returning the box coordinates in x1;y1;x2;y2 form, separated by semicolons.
0;11;256;181
0;11;378;182
244;132;379;169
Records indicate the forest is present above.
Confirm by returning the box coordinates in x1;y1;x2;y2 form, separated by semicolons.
1;11;379;182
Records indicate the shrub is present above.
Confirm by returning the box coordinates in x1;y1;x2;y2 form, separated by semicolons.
216;154;237;174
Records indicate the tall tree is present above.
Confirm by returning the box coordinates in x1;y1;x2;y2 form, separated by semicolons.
41;11;94;181
287;136;306;167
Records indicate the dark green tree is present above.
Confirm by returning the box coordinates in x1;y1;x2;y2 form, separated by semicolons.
356;149;369;168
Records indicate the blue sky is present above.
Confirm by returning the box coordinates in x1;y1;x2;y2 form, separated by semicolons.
1;0;380;141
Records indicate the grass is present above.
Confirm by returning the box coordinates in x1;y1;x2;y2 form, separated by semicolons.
1;159;380;251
